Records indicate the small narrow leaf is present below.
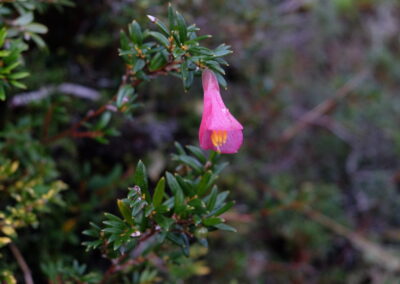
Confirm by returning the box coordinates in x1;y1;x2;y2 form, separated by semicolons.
133;59;145;73
185;145;207;163
168;3;176;30
133;161;150;201
116;85;134;107
148;31;170;48
129;20;143;44
147;15;169;35
149;52;166;71
0;85;5;101
214;223;237;232
203;217;224;226
117;199;134;225
175;11;187;42
153;177;165;208
166;172;181;195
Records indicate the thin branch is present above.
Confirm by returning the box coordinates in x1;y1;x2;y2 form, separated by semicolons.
278;70;369;144
99;228;160;284
44;61;182;144
10;83;100;107
262;186;400;272
9;243;34;284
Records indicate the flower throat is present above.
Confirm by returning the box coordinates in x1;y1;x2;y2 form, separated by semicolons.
211;130;227;152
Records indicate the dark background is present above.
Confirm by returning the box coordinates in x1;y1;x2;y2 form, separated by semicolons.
7;0;400;283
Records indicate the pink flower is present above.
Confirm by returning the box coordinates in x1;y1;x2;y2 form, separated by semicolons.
199;69;243;154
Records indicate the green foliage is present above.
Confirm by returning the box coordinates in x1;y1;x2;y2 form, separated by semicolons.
119;5;231;90
0;3;237;283
0;28;28;100
82;144;235;281
0;119;67;244
0;0;73;100
40;260;101;284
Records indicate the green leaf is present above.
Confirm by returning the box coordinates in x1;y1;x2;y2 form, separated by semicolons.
14;12;34;26
119;30;130;53
214;72;227;89
147;15;169;35
181;60;193;90
186;145;207;163
172;154;203;173
0;85;5;101
152;177;165;208
206;187;218;210
154;214;174;230
129;20;143;44
184;71;194;90
174;185;185;214
2;61;20;74
9;72;29;80
212;200;235;216
10;80;27;89
214;161;229;175
175;11;187;42
133;59;145;73
0;28;7;47
166;172;181;195
197;171;218;196
175;177;195;198
0;50;10;57
206;60;225;75
24;23;48;34
214;223;237;232
213;44;233;57
167;232;190;257
0;237;11;248
174;142;186;155
148;31;169;48
30;33;46;48
203;217;224;226
133;161;150;201
185;34;212;45
116;85;134;107
117;199;134;225
96;111;111;129
149;52;166;71
168;4;176;30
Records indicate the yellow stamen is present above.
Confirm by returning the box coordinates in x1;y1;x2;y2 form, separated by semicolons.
211;130;228;152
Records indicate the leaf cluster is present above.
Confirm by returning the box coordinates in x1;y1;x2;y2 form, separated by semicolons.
0;0;73;100
83;144;235;279
119;5;231;90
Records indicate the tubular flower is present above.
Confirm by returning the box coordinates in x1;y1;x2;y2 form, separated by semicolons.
199;69;243;153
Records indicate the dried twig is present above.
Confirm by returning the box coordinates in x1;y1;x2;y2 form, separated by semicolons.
10;83;100;107
44;61;181;144
278;70;369;144
262;186;400;272
9;243;34;284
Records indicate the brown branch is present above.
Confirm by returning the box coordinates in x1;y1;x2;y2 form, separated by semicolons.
9;243;34;284
42;105;54;141
44;60;182;145
99;228;160;284
278;70;369;144
44;103;109;144
262;186;400;272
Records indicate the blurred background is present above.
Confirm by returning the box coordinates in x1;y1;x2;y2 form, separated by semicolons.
5;0;400;283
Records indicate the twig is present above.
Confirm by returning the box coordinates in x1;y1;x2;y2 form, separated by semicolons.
262;186;400;272
278;70;369;144
44;61;182;144
99;228;160;284
9;243;34;284
10;83;100;107
44;103;109;144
